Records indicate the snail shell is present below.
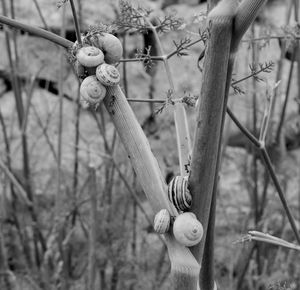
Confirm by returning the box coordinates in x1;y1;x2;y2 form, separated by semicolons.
173;212;203;247
168;176;192;212
96;63;120;86
77;46;104;67
153;209;171;234
80;75;106;104
86;33;123;64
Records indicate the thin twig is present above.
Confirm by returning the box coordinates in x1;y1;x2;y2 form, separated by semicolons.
246;231;300;251
275;50;297;143
69;0;82;45
32;0;49;30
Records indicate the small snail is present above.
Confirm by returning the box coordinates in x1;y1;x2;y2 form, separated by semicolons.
153;209;171;234
96;63;120;86
87;33;123;64
80;75;106;105
76;46;104;67
168;176;192;212
173;212;203;247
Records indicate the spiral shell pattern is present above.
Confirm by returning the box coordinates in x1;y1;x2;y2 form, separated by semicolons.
80;75;106;104
168;176;192;212
96;63;120;86
77;46;104;67
153;209;171;234
173;212;203;247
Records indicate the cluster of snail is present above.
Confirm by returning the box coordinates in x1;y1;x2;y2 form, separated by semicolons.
74;32;123;108
153;176;204;247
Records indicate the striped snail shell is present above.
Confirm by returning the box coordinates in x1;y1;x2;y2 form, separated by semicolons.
80;75;106;105
153;209;171;234
76;46;104;67
168;176;192;212
173;212;203;247
96;63;120;86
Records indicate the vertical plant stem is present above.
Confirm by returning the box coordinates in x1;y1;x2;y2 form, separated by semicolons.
56;3;67;218
69;0;82;45
87;165;97;290
189;0;236;267
72;88;81;209
77;0;83;28
250;24;262;278
275;49;296;143
199;184;217;290
10;0;19;65
122;35;129;97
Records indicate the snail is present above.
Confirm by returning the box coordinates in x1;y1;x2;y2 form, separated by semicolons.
80;75;106;105
96;63;120;86
153;209;171;234
76;46;104;67
168;176;192;212
173;212;203;247
86;33;123;64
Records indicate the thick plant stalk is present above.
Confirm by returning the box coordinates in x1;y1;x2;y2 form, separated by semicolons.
231;0;268;52
189;0;237;265
103;85;200;289
196;1;270;287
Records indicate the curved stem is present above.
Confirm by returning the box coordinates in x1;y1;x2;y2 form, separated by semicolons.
0;15;73;48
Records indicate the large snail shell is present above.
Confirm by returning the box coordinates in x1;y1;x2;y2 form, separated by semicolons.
80;75;106;104
153;209;171;234
173;212;203;247
77;46;104;67
96;63;120;86
168;176;192;212
86;33;123;64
